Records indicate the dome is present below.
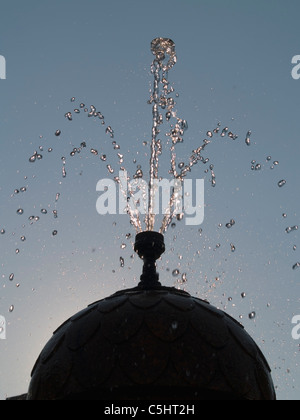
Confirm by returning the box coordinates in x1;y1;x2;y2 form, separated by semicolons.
27;286;275;400
27;232;276;400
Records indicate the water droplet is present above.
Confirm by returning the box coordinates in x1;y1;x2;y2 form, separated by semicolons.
249;311;256;320
226;220;235;229
15;249;20;254
207;131;213;138
101;154;107;161
245;130;252;146
106;126;114;138
221;127;229;137
52;230;58;236
181;273;188;283
9;305;14;313
292;262;300;270
172;269;180;277
293;245;297;251
241;292;246;298
278;179;286;188
0;229;5;235
88;105;96;117
282;213;287;218
133;168;143;179
120;243;126;249
107;165;114;174
65;112;73;121
55;129;61;137
29;155;36;163
230;243;236;252
255;163;261;171
286;226;298;234
176;213;184;221
16;209;24;215
20;236;26;242
41;209;47;214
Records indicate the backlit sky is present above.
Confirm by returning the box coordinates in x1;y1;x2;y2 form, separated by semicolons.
0;0;299;400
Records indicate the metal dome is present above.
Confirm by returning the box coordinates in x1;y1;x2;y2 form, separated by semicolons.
27;286;275;400
27;232;276;400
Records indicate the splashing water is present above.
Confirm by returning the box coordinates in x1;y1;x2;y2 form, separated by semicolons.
21;38;250;237
1;37;299;316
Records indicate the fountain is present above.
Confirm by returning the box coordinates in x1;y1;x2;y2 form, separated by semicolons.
23;39;277;401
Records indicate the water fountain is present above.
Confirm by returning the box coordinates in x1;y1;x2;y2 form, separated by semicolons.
22;38;277;400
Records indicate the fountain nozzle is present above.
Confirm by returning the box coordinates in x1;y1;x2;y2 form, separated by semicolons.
134;231;165;289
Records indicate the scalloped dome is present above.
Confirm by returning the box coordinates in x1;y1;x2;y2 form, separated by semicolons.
27;287;276;400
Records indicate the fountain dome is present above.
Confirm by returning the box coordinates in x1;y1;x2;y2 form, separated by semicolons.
27;232;276;400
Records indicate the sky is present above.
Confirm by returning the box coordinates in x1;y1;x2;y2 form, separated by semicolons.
0;0;299;400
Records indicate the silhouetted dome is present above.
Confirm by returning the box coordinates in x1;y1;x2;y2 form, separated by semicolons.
27;286;276;400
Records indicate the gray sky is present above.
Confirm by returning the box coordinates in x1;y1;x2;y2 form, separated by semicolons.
0;0;299;400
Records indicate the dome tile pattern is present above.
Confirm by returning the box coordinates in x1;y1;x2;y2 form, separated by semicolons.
28;287;276;400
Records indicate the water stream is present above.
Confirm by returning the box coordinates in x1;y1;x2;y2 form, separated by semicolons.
1;37;299;315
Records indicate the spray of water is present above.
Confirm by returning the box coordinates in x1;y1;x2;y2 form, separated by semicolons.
1;37;299;316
